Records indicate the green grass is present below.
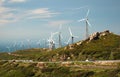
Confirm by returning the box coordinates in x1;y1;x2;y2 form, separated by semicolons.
0;32;120;61
0;61;120;77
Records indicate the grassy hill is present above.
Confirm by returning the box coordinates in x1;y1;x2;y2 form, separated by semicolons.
0;30;120;61
0;60;120;77
0;30;120;77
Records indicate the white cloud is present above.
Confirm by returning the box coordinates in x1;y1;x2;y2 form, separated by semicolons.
28;15;52;19
30;8;49;14
0;7;16;13
0;0;5;2
0;19;16;24
0;0;59;24
0;0;27;24
0;6;18;24
9;0;26;3
0;13;14;19
0;0;5;3
0;7;60;24
26;8;59;19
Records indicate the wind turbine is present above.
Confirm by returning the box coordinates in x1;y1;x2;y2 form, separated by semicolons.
6;46;10;52
47;32;56;50
67;27;78;44
43;39;47;48
78;9;91;39
13;41;17;51
20;41;25;50
53;25;63;48
36;40;41;48
27;39;31;49
58;24;63;48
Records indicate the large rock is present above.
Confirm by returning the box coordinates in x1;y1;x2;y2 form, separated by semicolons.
64;44;74;50
88;30;110;42
89;32;100;41
76;41;84;45
100;30;110;37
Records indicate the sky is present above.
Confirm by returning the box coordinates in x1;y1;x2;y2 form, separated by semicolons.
0;0;120;42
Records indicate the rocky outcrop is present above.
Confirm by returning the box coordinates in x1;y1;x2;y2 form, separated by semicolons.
64;44;74;50
99;30;110;37
76;41;84;45
89;32;100;41
64;30;111;49
88;30;110;42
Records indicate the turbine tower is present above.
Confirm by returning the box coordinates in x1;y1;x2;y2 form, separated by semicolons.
68;27;78;44
52;25;63;48
78;9;91;39
43;39;46;48
13;41;17;51
6;46;10;52
58;24;62;48
48;32;56;50
20;41;25;50
36;40;41;48
27;39;31;48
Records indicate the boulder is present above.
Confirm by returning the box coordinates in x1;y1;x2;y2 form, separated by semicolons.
89;32;100;41
76;41;83;45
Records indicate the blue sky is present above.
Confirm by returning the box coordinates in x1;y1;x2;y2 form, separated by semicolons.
0;0;120;42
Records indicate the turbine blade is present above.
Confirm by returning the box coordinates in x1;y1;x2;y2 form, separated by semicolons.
73;35;79;38
86;20;91;27
78;19;86;22
67;37;71;44
61;34;63;39
53;32;59;35
69;27;73;36
86;9;89;18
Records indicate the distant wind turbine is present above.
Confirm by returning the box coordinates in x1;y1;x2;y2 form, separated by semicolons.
13;41;17;51
78;9;91;39
20;41;25;50
54;24;63;48
58;24;62;48
27;39;31;49
47;32;57;50
6;46;10;52
43;39;47;48
67;27;78;44
36;40;41;48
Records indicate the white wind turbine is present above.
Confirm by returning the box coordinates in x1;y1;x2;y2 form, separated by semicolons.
36;40;41;48
20;41;25;50
54;24;63;48
58;24;62;48
47;32;56;50
27;39;31;49
66;27;78;44
78;9;91;39
43;39;47;48
6;46;10;52
13;41;17;51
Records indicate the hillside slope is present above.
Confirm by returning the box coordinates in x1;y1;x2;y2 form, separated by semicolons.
65;30;120;60
0;30;120;61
